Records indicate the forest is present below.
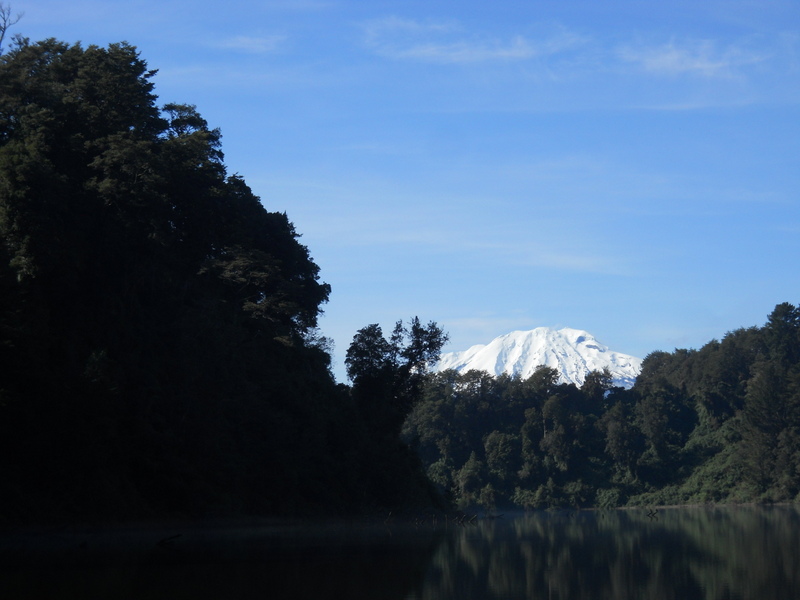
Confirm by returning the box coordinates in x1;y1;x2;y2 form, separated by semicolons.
404;302;800;511
1;36;798;524
0;37;444;523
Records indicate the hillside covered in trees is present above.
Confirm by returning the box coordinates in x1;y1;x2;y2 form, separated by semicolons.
403;302;800;511
0;37;444;523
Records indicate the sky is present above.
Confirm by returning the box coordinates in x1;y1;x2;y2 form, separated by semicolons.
11;0;800;382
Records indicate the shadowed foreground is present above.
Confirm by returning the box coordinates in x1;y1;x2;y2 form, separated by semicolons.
2;506;799;600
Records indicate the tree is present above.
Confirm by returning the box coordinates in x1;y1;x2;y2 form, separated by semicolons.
345;324;394;382
597;400;643;479
0;3;21;54
0;38;358;521
764;302;800;366
456;451;485;508
582;368;613;405
484;430;519;486
346;317;448;421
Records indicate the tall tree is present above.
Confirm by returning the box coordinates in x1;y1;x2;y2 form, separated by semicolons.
344;318;448;510
346;317;448;429
0;38;350;521
0;3;21;54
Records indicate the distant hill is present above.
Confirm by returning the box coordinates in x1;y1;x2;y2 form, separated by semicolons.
436;327;642;388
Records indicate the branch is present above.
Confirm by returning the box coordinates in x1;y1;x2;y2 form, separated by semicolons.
0;3;23;54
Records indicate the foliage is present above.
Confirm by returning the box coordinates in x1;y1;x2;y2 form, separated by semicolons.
403;304;800;510
346;317;448;429
343;318;448;508
0;38;441;523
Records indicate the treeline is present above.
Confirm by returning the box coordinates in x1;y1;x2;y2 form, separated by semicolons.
0;38;440;523
403;303;800;510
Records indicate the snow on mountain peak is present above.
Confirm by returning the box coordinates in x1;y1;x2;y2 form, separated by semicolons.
435;327;642;388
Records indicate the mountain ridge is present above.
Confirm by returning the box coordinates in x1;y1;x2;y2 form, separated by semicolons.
436;327;642;388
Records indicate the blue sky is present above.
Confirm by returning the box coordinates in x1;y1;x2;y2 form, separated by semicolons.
14;0;800;381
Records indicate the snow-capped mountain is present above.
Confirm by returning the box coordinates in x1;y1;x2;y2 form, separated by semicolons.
436;327;642;388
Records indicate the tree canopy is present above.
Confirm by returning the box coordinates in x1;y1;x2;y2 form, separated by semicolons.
403;303;800;511
0;38;440;522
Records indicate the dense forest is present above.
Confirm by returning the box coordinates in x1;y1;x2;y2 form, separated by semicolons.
403;302;800;511
0;37;444;523
1;36;798;525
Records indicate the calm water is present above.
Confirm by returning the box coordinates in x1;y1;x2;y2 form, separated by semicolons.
2;506;799;599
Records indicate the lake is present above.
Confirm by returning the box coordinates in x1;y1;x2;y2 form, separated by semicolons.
1;505;798;599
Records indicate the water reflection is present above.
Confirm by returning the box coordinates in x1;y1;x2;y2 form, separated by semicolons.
418;506;800;600
2;506;799;599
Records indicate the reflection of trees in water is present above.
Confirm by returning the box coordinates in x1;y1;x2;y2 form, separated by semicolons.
417;507;800;600
678;506;800;600
2;508;798;599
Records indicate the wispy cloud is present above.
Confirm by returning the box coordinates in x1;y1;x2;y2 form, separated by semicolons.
259;0;333;8
216;34;287;54
522;251;629;275
363;16;584;64
362;15;790;103
617;38;768;77
391;36;539;63
363;16;459;42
